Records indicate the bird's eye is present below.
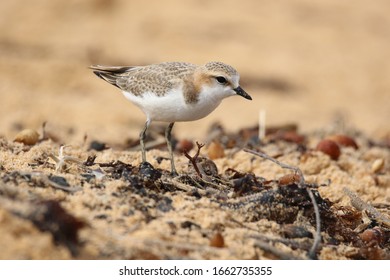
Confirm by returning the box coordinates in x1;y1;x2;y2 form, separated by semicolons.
215;76;227;84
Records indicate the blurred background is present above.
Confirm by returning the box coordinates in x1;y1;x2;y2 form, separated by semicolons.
1;0;389;145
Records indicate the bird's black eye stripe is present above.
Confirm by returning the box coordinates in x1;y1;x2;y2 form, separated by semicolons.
215;76;227;84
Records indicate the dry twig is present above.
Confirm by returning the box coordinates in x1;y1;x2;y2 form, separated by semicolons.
183;141;205;178
163;177;207;196
253;239;305;260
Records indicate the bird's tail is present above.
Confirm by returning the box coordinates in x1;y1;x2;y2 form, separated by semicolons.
89;65;134;88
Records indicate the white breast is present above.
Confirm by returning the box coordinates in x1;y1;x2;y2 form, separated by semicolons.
122;86;224;123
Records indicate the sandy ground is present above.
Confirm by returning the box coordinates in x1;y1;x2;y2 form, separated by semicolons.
0;0;389;259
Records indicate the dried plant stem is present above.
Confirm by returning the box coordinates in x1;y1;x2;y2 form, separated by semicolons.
163;177;207;196
48;145;83;171
306;188;321;258
343;187;390;228
183;141;205;178
259;109;266;141
254;240;304;260
243;148;304;186
243;148;321;259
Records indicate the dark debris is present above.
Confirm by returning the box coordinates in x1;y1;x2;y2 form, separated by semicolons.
89;140;108;151
48;175;70;187
28;200;86;256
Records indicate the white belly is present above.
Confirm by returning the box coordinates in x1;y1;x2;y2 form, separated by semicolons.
122;88;222;123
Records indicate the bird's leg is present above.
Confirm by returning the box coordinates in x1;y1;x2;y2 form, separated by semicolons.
140;120;151;163
165;122;178;176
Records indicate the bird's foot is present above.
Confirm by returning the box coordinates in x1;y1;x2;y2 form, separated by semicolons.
170;169;179;177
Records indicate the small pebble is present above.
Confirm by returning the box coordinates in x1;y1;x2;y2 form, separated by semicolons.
89;140;107;151
278;173;301;186
209;232;225;248
316;139;341;160
176;139;194;153
327;134;358;149
281;224;313;239
188;157;219;177
14;129;40;145
279;131;306;144
208;141;225;160
360;227;385;245
371;158;384;173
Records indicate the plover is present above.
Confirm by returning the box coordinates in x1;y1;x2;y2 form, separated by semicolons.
90;61;252;175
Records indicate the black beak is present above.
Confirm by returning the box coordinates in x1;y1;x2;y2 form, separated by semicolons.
234;86;252;100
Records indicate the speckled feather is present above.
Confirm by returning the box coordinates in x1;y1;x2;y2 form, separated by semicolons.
90;62;197;96
204;61;238;77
